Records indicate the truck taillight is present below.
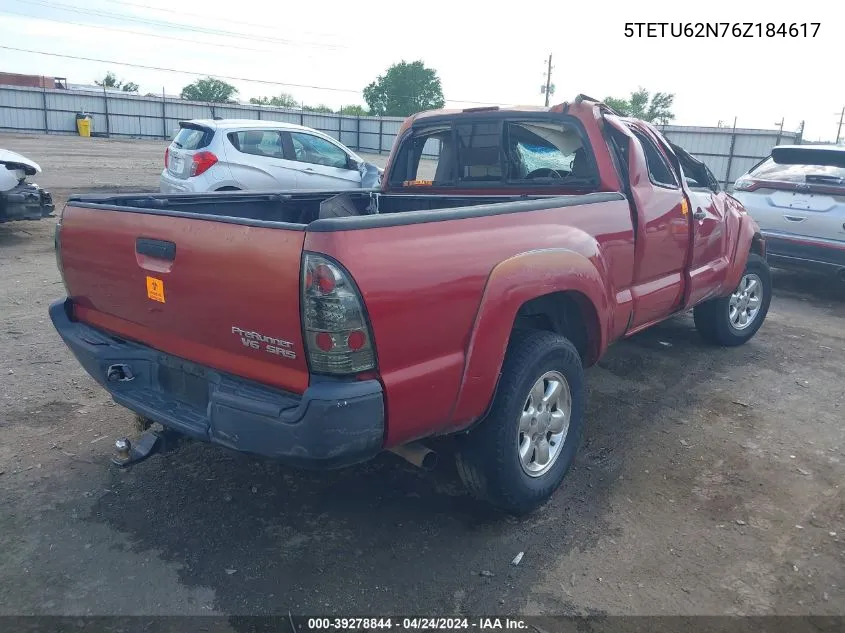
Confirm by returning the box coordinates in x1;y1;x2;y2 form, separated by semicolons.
164;146;170;168
301;253;375;375
190;151;217;176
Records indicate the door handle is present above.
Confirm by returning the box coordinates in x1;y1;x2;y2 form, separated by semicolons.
302;167;316;174
136;237;176;261
693;209;707;221
783;215;806;222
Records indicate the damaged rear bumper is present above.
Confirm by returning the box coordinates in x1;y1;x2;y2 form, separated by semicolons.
0;182;55;223
49;298;385;469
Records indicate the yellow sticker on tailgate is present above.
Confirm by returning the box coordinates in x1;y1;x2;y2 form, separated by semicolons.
146;276;165;303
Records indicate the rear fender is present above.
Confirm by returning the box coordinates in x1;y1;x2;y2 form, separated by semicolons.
722;207;763;295
449;248;610;428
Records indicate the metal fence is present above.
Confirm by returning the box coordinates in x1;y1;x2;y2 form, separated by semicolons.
0;85;405;155
0;84;800;190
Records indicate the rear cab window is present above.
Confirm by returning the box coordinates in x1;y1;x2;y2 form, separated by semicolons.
388;114;599;191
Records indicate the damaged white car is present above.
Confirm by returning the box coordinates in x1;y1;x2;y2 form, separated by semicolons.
0;149;55;223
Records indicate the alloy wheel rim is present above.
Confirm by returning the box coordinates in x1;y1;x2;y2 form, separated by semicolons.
729;273;763;330
517;371;571;478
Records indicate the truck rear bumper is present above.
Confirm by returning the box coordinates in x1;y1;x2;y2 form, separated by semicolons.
50;299;385;469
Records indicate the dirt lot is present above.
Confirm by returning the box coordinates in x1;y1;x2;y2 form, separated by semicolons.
1;133;843;619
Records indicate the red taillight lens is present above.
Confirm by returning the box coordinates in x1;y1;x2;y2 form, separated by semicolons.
190;151;218;177
164;146;170;168
302;253;375;375
306;263;337;295
346;330;366;351
315;332;335;352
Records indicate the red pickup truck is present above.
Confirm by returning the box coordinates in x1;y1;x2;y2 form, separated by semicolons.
50;96;770;514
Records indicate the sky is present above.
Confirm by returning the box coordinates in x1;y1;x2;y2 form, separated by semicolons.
0;0;842;141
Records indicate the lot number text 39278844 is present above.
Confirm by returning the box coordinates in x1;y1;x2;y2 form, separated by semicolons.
624;22;820;38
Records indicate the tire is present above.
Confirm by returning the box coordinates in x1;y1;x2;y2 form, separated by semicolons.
456;330;586;515
694;253;771;347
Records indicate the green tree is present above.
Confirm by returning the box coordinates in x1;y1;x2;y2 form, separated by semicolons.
249;92;299;108
339;105;369;116
181;77;238;103
603;88;675;124
302;104;334;113
95;71;138;92
363;60;445;117
95;71;120;89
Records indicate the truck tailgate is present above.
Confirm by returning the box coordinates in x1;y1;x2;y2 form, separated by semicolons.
59;204;310;394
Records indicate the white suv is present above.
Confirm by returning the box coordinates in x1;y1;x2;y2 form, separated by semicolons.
160;119;381;193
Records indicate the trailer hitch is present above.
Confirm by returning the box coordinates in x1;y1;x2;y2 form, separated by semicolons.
111;426;181;468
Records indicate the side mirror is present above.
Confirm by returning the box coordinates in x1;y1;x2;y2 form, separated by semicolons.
347;156;362;171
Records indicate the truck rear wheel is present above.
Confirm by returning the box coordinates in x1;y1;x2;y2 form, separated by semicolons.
456;330;586;515
693;253;771;347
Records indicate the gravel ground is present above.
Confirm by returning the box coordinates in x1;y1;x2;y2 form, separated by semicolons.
1;133;843;620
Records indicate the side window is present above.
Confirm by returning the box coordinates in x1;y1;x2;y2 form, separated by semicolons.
631;130;678;188
289;133;349;169
669;141;720;192
387;128;452;187
227;130;284;158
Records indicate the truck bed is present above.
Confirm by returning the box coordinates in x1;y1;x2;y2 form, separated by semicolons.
66;190;605;229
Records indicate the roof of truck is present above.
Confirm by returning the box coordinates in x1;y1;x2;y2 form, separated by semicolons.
411;104;554;122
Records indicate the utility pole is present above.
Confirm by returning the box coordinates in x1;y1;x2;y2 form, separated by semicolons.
774;117;784;145
836;106;845;144
541;54;555;107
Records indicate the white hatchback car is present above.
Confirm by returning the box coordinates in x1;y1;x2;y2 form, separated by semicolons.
160;119;381;193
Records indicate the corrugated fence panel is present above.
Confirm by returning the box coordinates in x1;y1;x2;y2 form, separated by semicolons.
380;119;402;152
733;131;781;158
213;105;257;119
340;131;357;148
259;110;302;125
0;86;44;130
0;105;42;131
0;86;43;108
166;101;213;121
662;128;733;156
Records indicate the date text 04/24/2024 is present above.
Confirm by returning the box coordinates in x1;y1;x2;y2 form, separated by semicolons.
624;22;820;38
305;618;528;631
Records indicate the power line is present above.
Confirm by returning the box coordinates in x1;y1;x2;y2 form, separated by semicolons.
0;45;511;106
99;0;340;41
14;0;349;51
0;8;324;58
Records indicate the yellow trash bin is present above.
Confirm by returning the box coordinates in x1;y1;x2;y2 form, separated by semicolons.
76;113;92;137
